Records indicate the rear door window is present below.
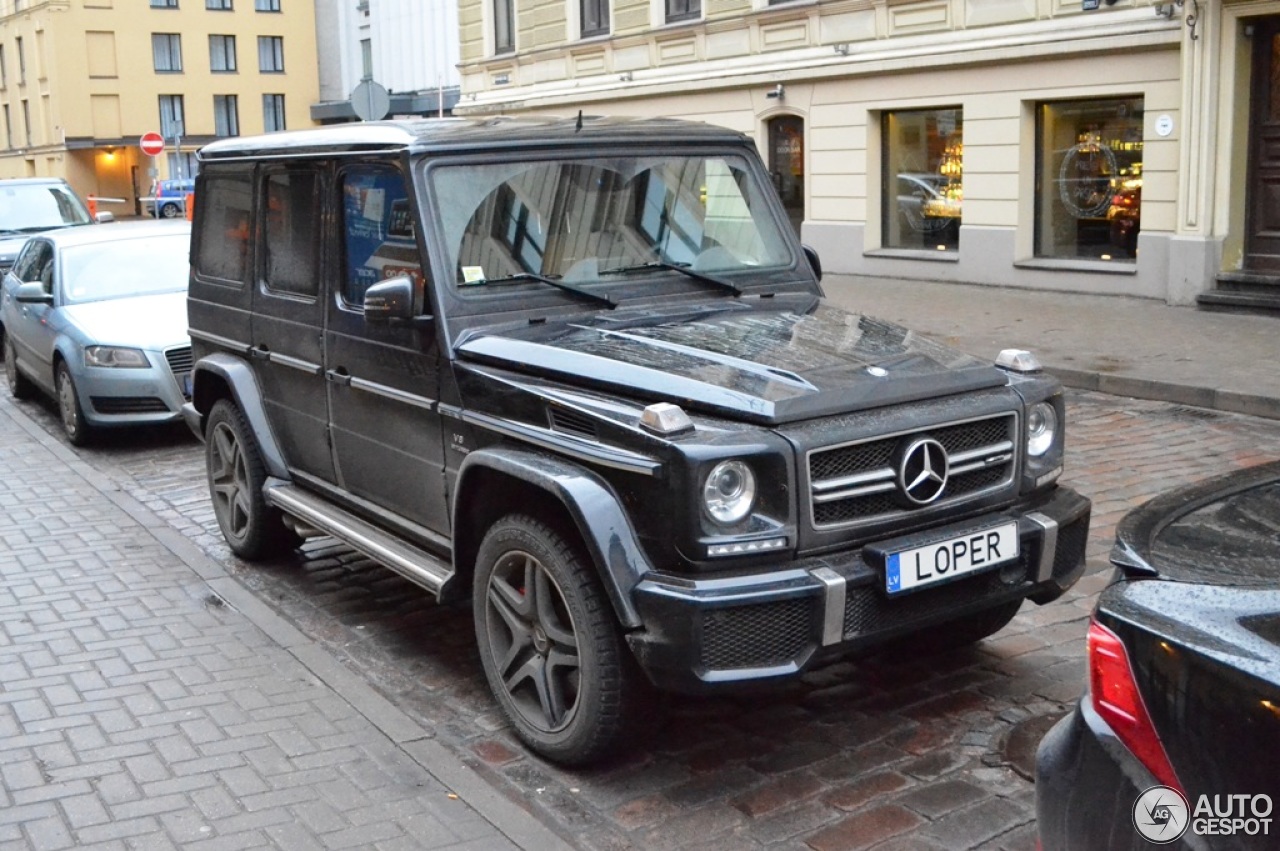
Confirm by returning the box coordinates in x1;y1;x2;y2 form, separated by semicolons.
192;172;253;284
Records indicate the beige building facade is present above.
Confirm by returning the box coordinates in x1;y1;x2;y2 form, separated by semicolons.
0;0;318;215
454;0;1280;308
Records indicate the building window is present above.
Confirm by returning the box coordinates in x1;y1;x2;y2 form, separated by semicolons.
214;95;239;136
209;35;236;72
359;38;372;80
581;0;608;37
263;94;285;132
0;45;7;88
494;0;515;55
16;37;24;84
1036;96;1143;262
152;34;182;73
3;105;10;149
206;0;232;9
666;0;699;23
20;99;30;146
255;0;280;9
159;94;184;138
882;107;963;252
150;0;178;7
258;36;284;73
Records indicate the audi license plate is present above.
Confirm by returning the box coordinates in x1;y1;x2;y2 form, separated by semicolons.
885;522;1019;596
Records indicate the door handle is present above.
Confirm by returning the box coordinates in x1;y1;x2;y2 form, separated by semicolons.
325;368;351;386
249;345;270;361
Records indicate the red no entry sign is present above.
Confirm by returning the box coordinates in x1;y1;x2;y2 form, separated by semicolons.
140;132;165;156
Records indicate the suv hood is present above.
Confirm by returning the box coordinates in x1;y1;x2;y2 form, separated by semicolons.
456;297;1007;424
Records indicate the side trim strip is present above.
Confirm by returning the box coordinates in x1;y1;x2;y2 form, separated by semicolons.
269;352;323;375
189;328;251;353
811;566;847;646
1027;511;1059;583
349;377;436;410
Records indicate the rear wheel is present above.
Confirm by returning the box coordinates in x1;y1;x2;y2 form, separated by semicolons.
160;202;180;219
206;399;300;559
4;337;34;400
56;362;93;446
474;515;647;766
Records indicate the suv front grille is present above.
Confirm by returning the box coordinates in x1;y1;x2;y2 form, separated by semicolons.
808;413;1017;530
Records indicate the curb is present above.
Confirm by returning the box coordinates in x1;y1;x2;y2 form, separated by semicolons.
3;401;574;851
1047;366;1280;422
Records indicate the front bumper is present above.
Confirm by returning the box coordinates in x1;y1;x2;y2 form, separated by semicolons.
76;361;187;428
627;486;1090;692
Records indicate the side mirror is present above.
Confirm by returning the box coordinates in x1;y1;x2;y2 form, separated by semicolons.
363;275;416;324
15;281;53;305
802;244;823;282
95;212;115;224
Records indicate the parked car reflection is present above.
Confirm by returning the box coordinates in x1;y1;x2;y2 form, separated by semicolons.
1037;461;1280;850
1;219;192;445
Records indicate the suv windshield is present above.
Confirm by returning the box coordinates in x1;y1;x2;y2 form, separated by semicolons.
430;153;794;303
0;182;92;231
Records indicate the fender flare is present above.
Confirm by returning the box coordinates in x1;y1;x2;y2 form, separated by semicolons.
190;353;290;480
455;447;653;629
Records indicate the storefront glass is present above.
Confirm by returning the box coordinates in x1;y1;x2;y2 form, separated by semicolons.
882;108;963;251
1036;97;1144;261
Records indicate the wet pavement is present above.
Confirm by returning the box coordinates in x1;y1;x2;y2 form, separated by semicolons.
6;382;1279;849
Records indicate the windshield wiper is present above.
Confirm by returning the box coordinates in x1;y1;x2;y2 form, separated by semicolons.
600;260;742;296
478;272;616;309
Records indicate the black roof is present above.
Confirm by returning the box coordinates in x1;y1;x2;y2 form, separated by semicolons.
196;115;751;162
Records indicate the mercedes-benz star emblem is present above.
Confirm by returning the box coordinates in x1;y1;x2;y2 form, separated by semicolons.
898;437;949;505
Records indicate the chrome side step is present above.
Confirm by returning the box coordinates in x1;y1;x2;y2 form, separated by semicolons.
264;481;455;597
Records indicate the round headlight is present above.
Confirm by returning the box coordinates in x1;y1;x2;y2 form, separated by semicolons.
702;460;757;525
1027;402;1058;457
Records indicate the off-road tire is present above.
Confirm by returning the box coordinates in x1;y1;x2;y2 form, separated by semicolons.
205;399;300;560
474;514;648;766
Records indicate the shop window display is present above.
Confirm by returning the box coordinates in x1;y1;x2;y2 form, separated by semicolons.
882;108;963;251
1036;97;1143;261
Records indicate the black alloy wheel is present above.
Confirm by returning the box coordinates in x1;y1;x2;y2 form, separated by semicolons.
56;362;92;446
205;399;300;560
474;515;645;766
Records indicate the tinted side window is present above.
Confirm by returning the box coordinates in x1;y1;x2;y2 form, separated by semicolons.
10;239;43;283
261;168;320;297
340;165;421;307
193;173;252;283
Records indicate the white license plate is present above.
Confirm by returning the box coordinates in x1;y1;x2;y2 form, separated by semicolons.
885;522;1019;595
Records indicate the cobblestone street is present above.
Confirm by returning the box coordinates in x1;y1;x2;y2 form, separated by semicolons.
4;386;1280;850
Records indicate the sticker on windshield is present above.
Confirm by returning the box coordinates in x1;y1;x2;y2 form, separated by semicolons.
461;266;486;285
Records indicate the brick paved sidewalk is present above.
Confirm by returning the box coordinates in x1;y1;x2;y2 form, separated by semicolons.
0;403;568;850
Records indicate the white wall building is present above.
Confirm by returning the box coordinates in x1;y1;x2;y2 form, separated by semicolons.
313;0;461;123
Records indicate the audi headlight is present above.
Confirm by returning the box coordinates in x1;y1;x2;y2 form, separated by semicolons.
1026;402;1058;457
702;460;757;525
85;346;149;368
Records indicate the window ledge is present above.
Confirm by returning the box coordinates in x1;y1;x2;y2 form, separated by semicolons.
864;248;959;263
1013;258;1137;275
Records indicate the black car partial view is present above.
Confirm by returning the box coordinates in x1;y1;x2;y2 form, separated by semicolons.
182;117;1091;765
1037;460;1280;850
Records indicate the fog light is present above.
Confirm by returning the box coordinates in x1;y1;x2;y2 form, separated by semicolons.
707;537;787;557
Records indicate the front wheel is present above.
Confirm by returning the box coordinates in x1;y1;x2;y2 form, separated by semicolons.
56;362;93;446
205;399;300;560
160;202;180;219
4;336;35;400
473;515;647;766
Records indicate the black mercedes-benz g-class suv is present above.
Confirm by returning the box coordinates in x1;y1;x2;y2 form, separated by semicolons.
184;116;1090;765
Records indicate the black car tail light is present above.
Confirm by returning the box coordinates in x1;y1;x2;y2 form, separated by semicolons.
1087;618;1184;794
